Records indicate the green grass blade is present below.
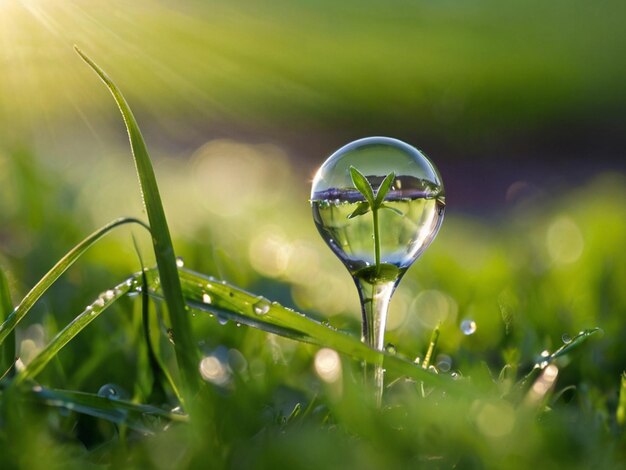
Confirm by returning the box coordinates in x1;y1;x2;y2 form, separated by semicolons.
14;277;135;384
0;217;148;347
617;372;626;427
0;268;15;377
26;386;188;433
147;268;449;388
75;47;199;397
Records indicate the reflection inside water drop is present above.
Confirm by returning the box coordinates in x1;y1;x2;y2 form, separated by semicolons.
460;319;477;335
253;297;271;315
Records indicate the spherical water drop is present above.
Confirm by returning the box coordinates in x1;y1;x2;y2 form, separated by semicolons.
176;257;185;268
311;136;445;276
436;354;452;372
202;293;212;304
561;333;572;344
98;383;126;400
460;319;477;335
385;343;397;354
253;297;271;315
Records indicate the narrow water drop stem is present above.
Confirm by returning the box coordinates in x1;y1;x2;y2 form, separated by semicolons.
355;274;397;406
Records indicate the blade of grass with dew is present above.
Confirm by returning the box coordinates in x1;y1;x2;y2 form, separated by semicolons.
14;277;135;385
145;267;451;389
75;47;199;397
0;217;148;347
0;267;15;378
141;268;180;404
26;386;188;434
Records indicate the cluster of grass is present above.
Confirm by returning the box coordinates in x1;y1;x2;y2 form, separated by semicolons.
1;50;626;469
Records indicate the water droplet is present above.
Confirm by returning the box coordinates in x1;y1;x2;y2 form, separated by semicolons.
202;293;212;304
98;383;126;400
451;371;462;380
311;137;445;402
460;319;477;335
253;297;271;315
385;343;397;354
436;354;452;372
561;333;572;344
311;136;444;281
218;317;228;326
175;257;185;268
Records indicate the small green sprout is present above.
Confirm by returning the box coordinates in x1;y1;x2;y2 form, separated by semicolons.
348;166;402;274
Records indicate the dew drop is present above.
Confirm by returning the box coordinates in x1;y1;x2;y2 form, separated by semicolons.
218;316;228;326
561;333;572;344
175;257;185;268
436;354;452;372
460;319;477;335
98;383;125;400
202;293;212;304
385;343;397;354
253;297;271;315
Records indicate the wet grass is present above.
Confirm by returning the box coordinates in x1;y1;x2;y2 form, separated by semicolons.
0;50;626;469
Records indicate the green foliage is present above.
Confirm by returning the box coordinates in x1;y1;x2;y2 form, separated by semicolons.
75;47;200;399
1;51;626;470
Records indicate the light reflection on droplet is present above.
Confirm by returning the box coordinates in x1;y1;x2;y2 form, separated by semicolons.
202;293;212;304
460;319;477;335
253;297;271;315
561;333;572;344
314;348;342;383
199;355;230;385
436;354;452;372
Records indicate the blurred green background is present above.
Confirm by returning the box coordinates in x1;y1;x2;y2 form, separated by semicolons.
1;1;626;467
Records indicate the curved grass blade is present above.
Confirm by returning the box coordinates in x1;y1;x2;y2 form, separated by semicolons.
146;268;449;388
140;268;181;404
0;268;15;378
0;217;148;347
75;47;199;397
27;386;187;434
14;278;135;385
545;328;603;363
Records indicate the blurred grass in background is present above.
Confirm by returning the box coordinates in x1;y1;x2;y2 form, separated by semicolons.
1;0;626;468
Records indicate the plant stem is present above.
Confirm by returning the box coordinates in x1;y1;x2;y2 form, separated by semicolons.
372;207;381;276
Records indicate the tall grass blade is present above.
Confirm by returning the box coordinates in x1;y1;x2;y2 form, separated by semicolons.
152;267;448;388
0;217;148;347
0;268;15;377
27;386;188;433
75;47;199;397
15;278;134;384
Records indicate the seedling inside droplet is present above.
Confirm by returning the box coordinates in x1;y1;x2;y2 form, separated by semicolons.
348;166;402;276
